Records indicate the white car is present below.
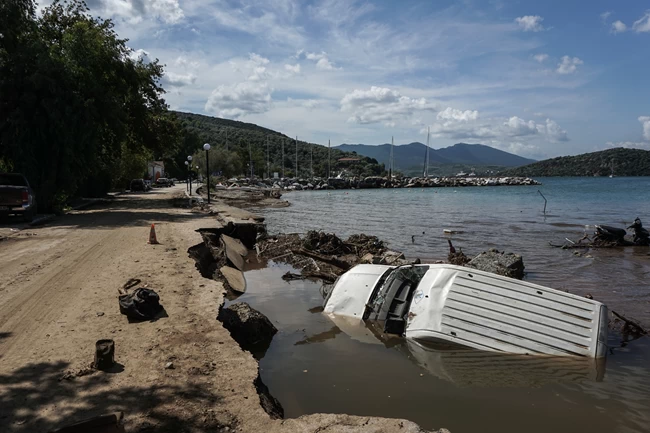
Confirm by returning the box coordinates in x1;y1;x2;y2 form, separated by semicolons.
323;264;608;358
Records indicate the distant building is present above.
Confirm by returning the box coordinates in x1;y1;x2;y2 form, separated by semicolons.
148;161;165;180
337;157;362;163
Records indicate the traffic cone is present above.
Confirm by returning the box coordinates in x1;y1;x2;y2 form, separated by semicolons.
148;223;159;245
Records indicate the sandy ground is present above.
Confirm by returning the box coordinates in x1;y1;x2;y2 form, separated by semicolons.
0;186;436;433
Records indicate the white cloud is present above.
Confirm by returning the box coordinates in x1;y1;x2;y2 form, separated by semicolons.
600;11;611;24
305;51;339;70
606;141;650;149
639;116;650;140
284;64;301;74
162;72;196;87
633;11;650;33
556;56;583;74
90;0;184;25
340;86;435;125
504;116;539;136
427;112;569;146
533;53;549;63
437;107;478;122
611;20;627;33
205;82;272;119
129;49;152;63
515;15;544;32
543;118;569;142
246;53;270;81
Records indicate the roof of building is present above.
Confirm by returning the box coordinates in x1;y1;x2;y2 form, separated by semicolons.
338;157;362;162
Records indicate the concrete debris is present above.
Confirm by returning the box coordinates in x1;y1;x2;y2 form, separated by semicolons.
220;266;246;293
467;249;525;280
217;303;278;354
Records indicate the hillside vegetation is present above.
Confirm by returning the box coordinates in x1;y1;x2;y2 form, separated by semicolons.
504;148;650;177
175;112;385;179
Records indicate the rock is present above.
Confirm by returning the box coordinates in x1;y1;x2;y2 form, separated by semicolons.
217;302;278;355
467;249;525;280
360;253;375;264
220;266;247;293
165;362;174;369
380;251;406;266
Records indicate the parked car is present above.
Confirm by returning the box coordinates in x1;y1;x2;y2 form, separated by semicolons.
324;264;608;358
155;178;173;187
0;173;37;222
130;179;149;192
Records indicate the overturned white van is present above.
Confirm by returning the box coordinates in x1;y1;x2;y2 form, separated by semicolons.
323;264;608;358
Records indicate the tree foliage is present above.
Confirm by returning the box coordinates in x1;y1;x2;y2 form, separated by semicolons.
0;0;183;210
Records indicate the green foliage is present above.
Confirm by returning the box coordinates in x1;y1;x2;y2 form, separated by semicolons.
174;111;386;179
0;0;180;211
504;148;650;177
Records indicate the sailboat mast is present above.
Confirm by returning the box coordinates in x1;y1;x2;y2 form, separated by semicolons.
248;141;253;178
282;139;285;178
295;136;298;178
328;139;331;179
310;143;313;179
390;136;394;179
424;127;431;177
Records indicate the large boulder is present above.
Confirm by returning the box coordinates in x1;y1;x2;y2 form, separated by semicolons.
467;249;525;280
217;303;277;357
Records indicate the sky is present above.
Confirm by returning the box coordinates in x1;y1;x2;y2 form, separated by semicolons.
37;0;650;159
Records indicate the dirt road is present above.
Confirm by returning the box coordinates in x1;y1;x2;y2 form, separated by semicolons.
0;186;432;433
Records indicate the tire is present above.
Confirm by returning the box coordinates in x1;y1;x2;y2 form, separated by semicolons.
23;208;34;223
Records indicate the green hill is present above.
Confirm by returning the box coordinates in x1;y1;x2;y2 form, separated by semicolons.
174;112;385;179
504;148;650;177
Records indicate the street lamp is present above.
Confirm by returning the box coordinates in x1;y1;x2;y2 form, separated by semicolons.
187;155;193;195
184;160;189;192
203;143;211;204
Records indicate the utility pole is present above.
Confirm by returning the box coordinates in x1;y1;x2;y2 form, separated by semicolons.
295;136;298;179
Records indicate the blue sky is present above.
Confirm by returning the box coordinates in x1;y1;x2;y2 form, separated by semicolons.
38;0;650;158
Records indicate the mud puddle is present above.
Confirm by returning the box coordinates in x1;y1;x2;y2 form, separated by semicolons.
228;262;650;433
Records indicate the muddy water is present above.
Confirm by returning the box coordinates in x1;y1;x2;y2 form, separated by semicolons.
236;177;650;432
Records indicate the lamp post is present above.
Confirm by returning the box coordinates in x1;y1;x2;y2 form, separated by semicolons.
187;155;193;195
203;143;211;204
184;161;189;191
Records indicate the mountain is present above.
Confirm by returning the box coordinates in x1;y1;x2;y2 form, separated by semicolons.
503;148;650;177
173;111;385;178
334;142;535;175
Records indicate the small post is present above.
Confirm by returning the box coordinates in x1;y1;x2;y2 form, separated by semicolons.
94;339;115;371
538;190;547;214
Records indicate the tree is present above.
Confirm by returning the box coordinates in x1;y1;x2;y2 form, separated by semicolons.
0;0;180;211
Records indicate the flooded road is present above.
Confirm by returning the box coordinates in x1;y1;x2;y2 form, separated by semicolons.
232;262;650;433
234;177;650;432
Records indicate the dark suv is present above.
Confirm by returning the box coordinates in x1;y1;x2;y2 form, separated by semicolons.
0;173;37;222
130;179;150;192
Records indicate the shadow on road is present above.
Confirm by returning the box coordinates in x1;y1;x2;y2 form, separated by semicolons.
0;361;232;432
1;190;214;231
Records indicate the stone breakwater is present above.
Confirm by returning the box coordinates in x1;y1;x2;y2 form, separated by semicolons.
222;176;541;191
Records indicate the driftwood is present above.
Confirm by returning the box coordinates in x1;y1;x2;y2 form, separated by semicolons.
291;248;351;270
612;310;648;335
